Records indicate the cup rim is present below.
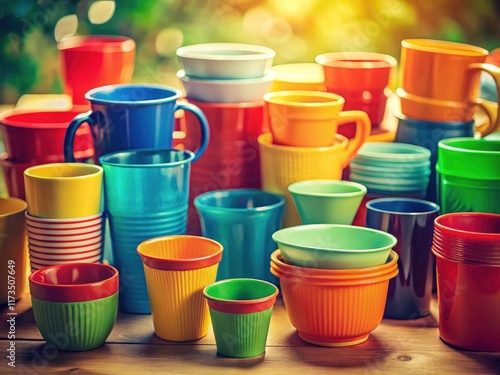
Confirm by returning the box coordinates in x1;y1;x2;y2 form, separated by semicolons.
357;141;431;160
434;213;500;241
315;51;397;68
0;197;27;216
203;278;279;314
99;148;195;168
176;43;276;60
137;235;223;271
365;198;440;215
263;90;345;106
257;132;348;151
186;98;265;108
288;180;367;197
401;39;488;57
24;163;103;180
393;111;476;127
193;188;285;213
0;109;93;129
177;69;276;84
270;249;399;279
438;137;500;155
85;84;182;105
29;263;119;302
57;35;136;51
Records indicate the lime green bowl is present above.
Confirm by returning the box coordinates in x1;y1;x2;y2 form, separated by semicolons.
272;224;397;269
31;293;118;351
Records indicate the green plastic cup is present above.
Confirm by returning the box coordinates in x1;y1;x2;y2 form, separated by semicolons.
437;138;500;214
31;293;118;351
288;180;367;224
203;278;279;358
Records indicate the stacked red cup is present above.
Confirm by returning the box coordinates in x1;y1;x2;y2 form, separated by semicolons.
175;43;276;234
432;212;500;352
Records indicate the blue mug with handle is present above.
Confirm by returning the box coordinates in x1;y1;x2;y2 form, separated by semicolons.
64;84;209;162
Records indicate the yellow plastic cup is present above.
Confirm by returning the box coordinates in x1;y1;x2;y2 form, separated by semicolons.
0;197;28;304
24;163;103;219
258;132;364;227
137;235;223;341
270;63;326;92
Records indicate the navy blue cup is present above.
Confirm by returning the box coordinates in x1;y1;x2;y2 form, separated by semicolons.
64;84;209;163
366;198;440;320
394;112;476;203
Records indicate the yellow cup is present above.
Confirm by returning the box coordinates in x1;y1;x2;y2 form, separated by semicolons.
270;63;326;92
137;235;223;341
258;132;362;227
24;163;103;219
264;90;371;148
399;39;500;130
0;197;28;304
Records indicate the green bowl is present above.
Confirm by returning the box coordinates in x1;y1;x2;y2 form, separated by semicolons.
31;293;118;351
272;224;397;269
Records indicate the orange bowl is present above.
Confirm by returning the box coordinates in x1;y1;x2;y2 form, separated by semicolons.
270;250;398;346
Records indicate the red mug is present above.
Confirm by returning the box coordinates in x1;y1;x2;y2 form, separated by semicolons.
0;109;94;163
58;35;136;106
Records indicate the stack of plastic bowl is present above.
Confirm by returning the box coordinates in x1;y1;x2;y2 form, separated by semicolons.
349;142;431;226
270;224;399;347
176;43;276;234
432;213;500;352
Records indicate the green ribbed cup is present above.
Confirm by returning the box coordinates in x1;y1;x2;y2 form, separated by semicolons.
209;308;274;358
31;293;118;351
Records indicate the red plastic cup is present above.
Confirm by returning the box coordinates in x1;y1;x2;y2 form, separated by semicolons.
58;35;136;106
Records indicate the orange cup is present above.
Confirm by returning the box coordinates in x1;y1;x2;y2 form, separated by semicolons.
264;91;371;147
399;39;500;128
270;250;399;347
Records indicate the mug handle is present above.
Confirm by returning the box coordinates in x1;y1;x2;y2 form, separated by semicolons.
465;63;500;137
64;111;95;162
173;102;210;162
337;110;371;168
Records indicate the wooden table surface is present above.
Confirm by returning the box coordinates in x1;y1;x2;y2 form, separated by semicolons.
1;288;499;375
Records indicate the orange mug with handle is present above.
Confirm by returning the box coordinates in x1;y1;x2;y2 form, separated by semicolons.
264;91;371;148
399;39;500;132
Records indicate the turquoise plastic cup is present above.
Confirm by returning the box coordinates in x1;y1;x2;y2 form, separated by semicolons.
100;149;194;313
194;189;284;284
436;138;500;214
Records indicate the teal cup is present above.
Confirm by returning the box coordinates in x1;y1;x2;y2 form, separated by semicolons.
203;278;279;358
436;138;500;214
100;149;194;313
194;189;284;284
288;180;367;225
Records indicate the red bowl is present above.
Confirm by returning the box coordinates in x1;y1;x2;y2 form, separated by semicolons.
0;109;94;163
29;263;118;302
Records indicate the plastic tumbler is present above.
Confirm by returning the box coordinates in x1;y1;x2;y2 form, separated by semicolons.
100;149;194;314
137;235;223;341
194;189;284;284
366;198;440;319
203;278;278;358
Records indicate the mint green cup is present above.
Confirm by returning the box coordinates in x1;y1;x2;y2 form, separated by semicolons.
288;180;367;225
31;293;118;351
203;278;278;358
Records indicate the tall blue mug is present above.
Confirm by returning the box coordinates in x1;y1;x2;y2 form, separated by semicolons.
64;84;209;162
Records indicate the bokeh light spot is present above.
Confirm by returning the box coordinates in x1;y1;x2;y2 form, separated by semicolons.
88;1;116;25
54;14;78;42
155;28;184;57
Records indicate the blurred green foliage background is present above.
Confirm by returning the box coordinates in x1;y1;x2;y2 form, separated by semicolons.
0;0;499;104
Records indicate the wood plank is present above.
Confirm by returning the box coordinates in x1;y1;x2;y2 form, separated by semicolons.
2;340;499;375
